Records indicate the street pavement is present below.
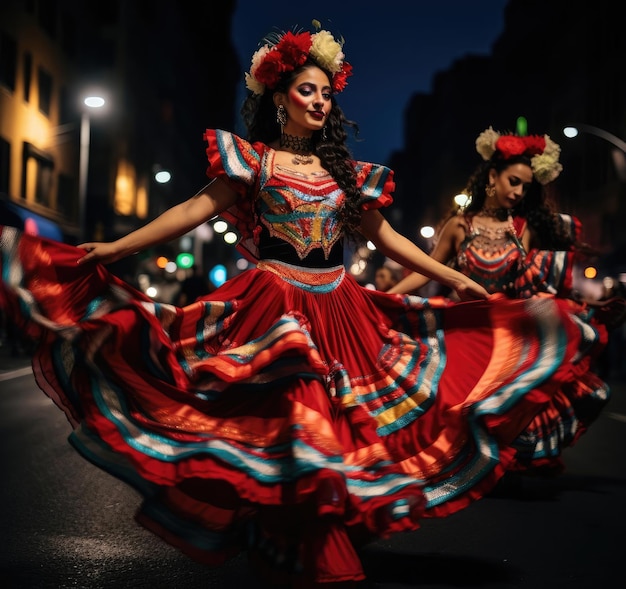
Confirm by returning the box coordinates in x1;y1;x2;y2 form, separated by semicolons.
0;341;34;376
1;339;625;588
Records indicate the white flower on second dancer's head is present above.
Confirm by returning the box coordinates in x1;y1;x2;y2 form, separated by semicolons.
475;126;500;160
531;135;563;185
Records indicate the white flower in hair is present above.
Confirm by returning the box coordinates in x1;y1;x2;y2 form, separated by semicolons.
542;135;561;159
475;126;500;160
244;72;265;95
245;46;272;94
311;30;344;74
249;45;271;76
531;135;563;185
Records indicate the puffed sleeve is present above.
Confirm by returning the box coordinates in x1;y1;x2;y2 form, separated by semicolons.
204;130;265;262
515;215;583;298
204;129;262;192
554;213;583;247
354;162;395;210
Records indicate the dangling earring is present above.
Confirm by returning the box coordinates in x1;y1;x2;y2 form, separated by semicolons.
276;105;287;128
485;183;496;199
321;126;327;141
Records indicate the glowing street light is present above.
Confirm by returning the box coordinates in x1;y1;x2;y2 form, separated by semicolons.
563;124;626;152
563;123;626;181
154;170;171;184
420;226;435;239
84;96;105;108
78;95;106;242
454;193;470;209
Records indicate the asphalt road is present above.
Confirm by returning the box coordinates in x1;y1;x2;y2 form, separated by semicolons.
1;348;624;589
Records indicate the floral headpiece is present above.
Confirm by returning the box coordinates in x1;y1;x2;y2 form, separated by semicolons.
475;126;563;185
244;21;353;96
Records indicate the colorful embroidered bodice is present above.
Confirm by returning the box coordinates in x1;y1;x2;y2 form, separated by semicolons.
255;163;345;266
454;215;526;295
455;214;580;299
204;130;393;266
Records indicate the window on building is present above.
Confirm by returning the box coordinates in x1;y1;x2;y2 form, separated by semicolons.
0;31;17;92
35;162;54;207
22;142;54;208
58;85;73;125
23;52;32;102
37;66;53;116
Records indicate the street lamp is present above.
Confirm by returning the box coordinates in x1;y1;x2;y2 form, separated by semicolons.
563;123;626;152
78;95;105;242
562;123;626;181
154;169;171;184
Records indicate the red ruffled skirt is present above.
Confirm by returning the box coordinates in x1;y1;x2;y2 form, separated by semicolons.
0;226;608;585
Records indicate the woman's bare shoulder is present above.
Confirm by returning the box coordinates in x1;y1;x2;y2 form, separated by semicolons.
440;213;469;236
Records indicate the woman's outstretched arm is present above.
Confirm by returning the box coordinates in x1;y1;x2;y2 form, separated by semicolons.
387;215;462;294
359;210;489;301
76;179;239;265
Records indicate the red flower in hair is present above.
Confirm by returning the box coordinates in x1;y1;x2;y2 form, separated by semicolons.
254;53;283;89
496;134;547;159
332;62;353;92
275;31;311;68
253;31;311;89
522;135;546;155
495;136;527;158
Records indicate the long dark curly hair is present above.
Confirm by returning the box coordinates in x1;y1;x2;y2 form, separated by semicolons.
240;59;363;240
462;153;594;252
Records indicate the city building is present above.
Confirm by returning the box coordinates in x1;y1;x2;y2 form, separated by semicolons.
1;0;239;295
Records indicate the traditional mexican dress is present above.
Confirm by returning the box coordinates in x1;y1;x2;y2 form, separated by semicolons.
0;130;605;585
454;213;609;472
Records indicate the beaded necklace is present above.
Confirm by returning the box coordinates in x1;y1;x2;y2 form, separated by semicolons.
471;211;526;255
280;133;314;165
